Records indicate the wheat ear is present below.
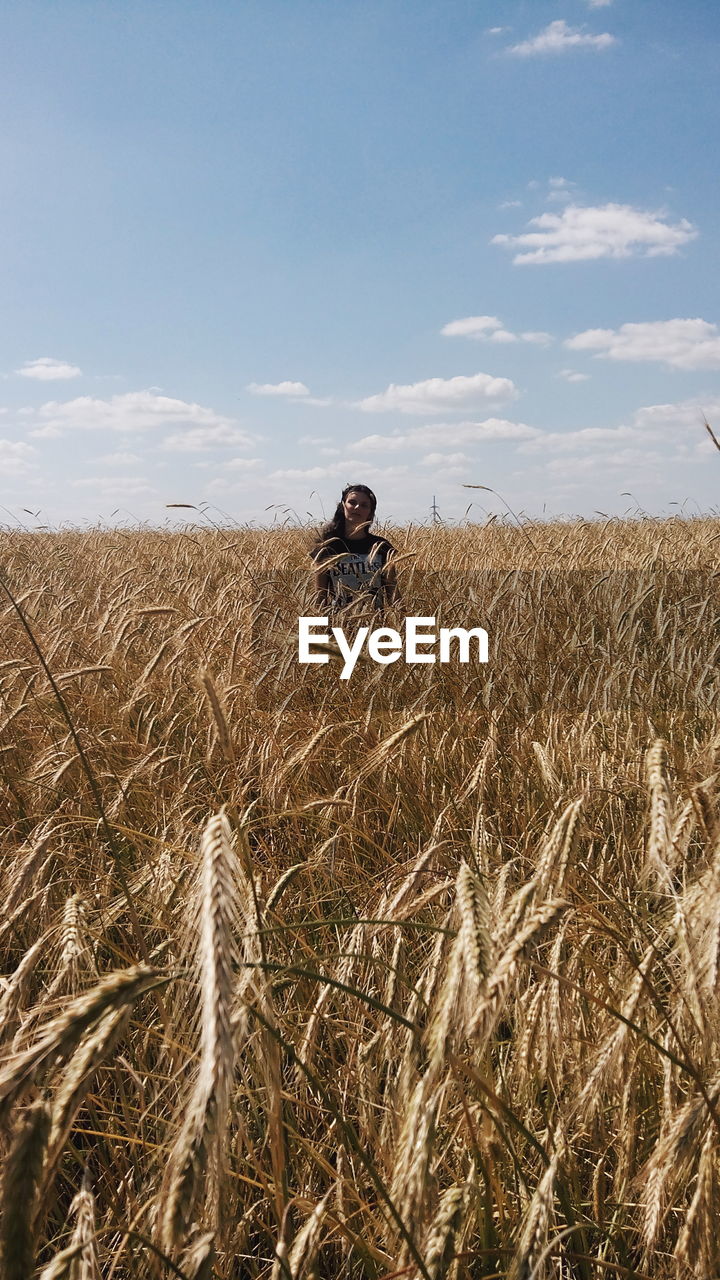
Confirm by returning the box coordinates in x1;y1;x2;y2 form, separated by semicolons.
506;1154;559;1280
644;740;673;889
158;809;244;1255
180;1229;216;1280
40;1005;131;1206
0;1098;51;1280
420;1185;466;1280
37;1170;100;1280
0;965;161;1123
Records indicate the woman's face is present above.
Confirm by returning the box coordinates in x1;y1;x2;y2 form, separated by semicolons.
343;490;374;532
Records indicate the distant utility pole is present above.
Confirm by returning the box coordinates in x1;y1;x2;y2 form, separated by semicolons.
431;495;441;524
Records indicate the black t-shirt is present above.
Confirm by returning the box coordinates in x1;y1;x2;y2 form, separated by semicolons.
312;533;394;609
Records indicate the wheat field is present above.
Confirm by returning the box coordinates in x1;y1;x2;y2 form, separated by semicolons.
0;515;719;1279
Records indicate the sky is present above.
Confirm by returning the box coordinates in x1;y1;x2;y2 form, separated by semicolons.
2;0;720;528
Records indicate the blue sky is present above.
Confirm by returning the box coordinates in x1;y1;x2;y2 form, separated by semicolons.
2;0;719;526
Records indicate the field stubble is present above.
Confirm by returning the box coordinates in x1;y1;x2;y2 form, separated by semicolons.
0;516;719;1279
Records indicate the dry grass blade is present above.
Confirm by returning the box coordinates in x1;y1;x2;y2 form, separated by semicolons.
703;416;720;452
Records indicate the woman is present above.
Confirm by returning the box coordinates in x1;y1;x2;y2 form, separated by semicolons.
312;484;397;613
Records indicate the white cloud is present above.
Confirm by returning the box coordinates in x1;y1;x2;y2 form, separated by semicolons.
507;20;616;56
632;395;720;434
557;368;590;382
225;456;263;470
441;316;552;345
29;424;63;439
16;357;82;381
269;464;353;483
203;474;272;497
587;1;613;8
246;381;310;398
419;451;471;473
356;418;540;451
72;475;157;496
487;27;509;35
498;199;522;210
25;391;243;441
268;460;413;488
96;451;143;466
547;177;577;204
492;204;697;265
521;331;553;345
356;372;518;415
519;425;637;454
355;434;406;452
0;439;37;474
161;424;256;452
543;448;661;477
441;315;504;338
518;396;720;461
566;318;720;370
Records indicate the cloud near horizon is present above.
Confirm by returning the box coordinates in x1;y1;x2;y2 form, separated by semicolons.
354;418;540;451
492;204;697;265
517;395;720;459
0;439;37;474
356;373;517;415
566;318;720;369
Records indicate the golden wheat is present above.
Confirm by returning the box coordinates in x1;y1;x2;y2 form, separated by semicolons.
0;515;718;1277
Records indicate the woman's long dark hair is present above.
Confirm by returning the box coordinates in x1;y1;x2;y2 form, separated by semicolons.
316;484;377;545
